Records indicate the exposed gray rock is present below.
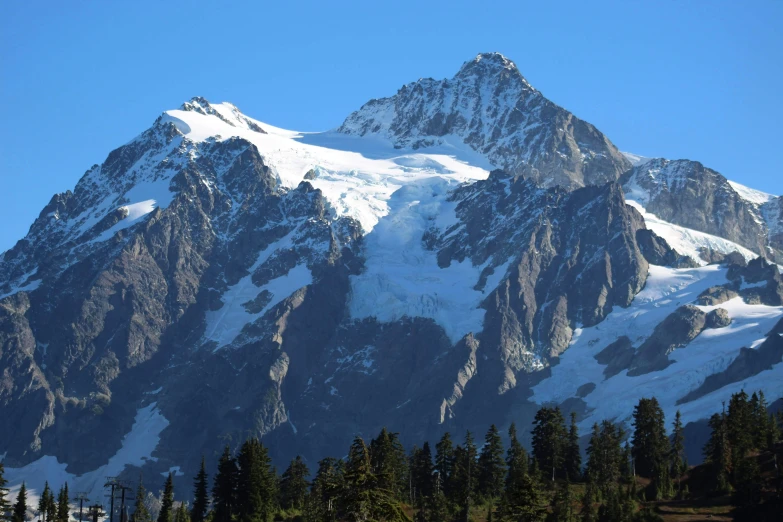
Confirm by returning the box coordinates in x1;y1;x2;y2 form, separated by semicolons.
636;229;699;268
622;158;779;259
706;308;731;328
339;53;631;189
697;286;739;306
594;336;634;378
628;305;707;376
576;382;596;398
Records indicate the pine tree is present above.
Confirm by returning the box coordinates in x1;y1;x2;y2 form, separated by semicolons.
703;409;732;495
56;484;68;522
44;486;56;522
498;472;546;522
174;503;189;522
550;481;575;522
190;457;208;522
531;406;567;481
477;425;505;500
342;436;374;522
39;483;52;522
565;412;582;482
279;456;309;511
132;474;151;522
158;473;174;522
670;411;686;479
311;457;345;520
212;446;237;522
631;397;671;498
0;462;11;522
579;482;598;522
585;421;624;493
434;432;454;497
12;483;26;522
449;432;478;516
726;390;753;471
410;442;434;501
236;438;276;522
505;422;529;502
369;428;407;499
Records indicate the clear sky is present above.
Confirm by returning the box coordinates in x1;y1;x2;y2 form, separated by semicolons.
1;0;781;253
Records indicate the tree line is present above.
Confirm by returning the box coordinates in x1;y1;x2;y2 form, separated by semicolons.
1;390;780;522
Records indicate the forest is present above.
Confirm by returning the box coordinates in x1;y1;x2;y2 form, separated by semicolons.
2;391;781;522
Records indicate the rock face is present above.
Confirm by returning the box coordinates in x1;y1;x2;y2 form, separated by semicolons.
338;53;631;189
622;158;782;260
1;55;782;496
706;308;731;329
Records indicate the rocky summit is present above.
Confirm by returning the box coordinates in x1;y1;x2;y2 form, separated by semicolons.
2;53;782;502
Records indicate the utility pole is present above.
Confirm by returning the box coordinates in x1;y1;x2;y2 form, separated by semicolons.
88;504;105;522
116;483;134;522
104;478;119;522
73;493;89;522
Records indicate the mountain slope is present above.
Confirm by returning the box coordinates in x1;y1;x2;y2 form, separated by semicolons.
1;54;782;505
338;52;632;189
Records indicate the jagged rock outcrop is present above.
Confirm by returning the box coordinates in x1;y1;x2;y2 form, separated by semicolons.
628;305;707;376
339;53;631;189
622;158;781;260
706;308;731;329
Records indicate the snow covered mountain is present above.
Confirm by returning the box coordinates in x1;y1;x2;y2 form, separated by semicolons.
2;53;782;505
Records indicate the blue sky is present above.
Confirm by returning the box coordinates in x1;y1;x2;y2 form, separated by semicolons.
1;0;781;253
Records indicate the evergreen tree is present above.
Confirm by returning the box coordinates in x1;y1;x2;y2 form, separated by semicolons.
38;483;52;522
449;432;478;516
410;442;434;501
342;436;405;522
279;456;309;511
0;462;11;522
174;503;189;522
703;409;732;495
158;473;174;522
670;411;686;479
434;433;454;497
565;412;582;482
477;425;506;500
132;474;151;522
579;482;598;522
369;428;408;499
585;421;624;493
236;438;276;522
549;481;575;522
531;406;567;481
631;398;671;498
12;483;26;522
620;442;632;479
726;391;753;472
212;446;237;522
498;472;546;522
190;457;208;522
45;488;56;522
56;484;68;522
505;423;529;501
310;457;345;521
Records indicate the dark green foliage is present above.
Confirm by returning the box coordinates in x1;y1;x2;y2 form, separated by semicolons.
580;482;598;522
596;488;635;522
0;462;11;522
434;433;454;497
309;457;344;521
505;423;529;502
279;456;309;511
12;483;26;522
732;458;762;509
38;482;52;522
212;446;237;522
703;408;733;495
448;432;478;515
56;483;68;522
498;471;546;522
236;438;277;522
410;442;434;502
158;473;174;522
670;410;686;479
369;428;408;500
565;413;582;482
132;474;151;522
174;503;189;522
191;457;209;522
631;398;671;499
477;425;506;500
726;391;754;470
342;436;407;522
531;406;568;482
585;421;624;493
549;481;575;522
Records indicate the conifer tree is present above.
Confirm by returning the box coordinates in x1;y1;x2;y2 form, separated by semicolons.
565;412;582;482
0;462;11;522
369;428;407;499
39;483;52;522
550;481;575;522
434;433;454;496
236;438;276;522
12;483;26;522
505;423;528;501
342;436;404;522
498;471;546;522
579;482;598;522
477;425;505;500
703;408;732;495
56;484;68;522
158;473;174;522
531;406;567;481
631;398;671;498
132;474;151;522
726;390;753;470
44;486;56;522
670;410;686;481
174;503;189;522
212;446;237;522
311;457;345;520
279;456;309;511
190;457;208;522
410;442;434;501
585;421;624;493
